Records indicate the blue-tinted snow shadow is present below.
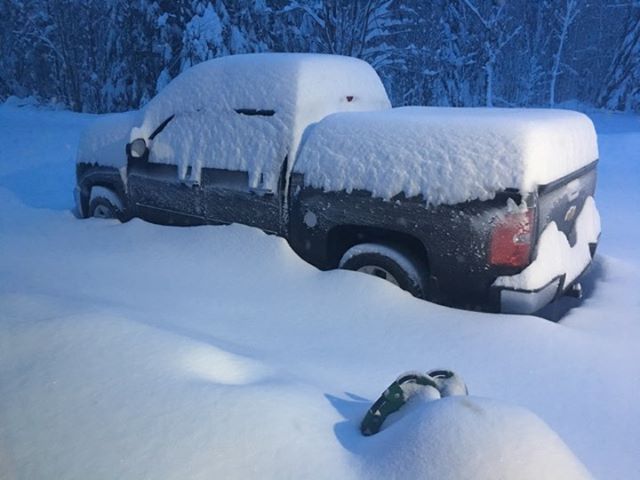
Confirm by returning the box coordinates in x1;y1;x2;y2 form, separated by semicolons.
535;257;605;322
325;392;371;454
0;162;74;210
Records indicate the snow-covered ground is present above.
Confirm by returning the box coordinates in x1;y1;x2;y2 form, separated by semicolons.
0;105;638;479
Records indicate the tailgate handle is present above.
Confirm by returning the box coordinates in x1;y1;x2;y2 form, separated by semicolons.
566;179;581;201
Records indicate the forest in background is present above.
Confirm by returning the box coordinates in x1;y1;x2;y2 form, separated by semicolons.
1;0;638;113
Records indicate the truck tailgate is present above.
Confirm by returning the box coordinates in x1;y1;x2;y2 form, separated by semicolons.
535;161;598;248
492;159;600;312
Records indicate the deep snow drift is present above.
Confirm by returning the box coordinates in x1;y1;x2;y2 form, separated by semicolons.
358;395;591;480
1;105;639;479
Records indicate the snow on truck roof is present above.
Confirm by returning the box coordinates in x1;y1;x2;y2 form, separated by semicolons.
295;107;599;205
130;53;391;189
137;53;390;121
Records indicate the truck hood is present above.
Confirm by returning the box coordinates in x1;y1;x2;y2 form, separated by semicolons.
294;107;599;206
77;110;141;168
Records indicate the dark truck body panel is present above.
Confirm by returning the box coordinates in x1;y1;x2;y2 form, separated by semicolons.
287;176;517;311
286;161;598;312
83;162;283;230
76;156;598;313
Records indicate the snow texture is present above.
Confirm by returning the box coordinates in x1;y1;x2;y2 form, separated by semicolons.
128;53;391;190
361;395;591;480
1;105;640;479
295;107;599;205
494;196;601;290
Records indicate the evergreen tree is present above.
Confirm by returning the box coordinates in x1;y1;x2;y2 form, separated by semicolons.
598;3;640;111
0;0;637;113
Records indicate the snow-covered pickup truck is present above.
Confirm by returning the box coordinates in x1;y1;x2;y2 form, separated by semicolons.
75;53;600;314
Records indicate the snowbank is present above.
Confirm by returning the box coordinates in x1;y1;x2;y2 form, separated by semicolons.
295;107;598;205
494;197;601;290
130;54;390;189
358;395;592;479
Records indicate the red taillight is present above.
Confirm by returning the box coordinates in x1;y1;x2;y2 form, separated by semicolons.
489;207;534;268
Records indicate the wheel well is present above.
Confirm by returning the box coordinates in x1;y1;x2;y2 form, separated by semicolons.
326;225;429;270
89;185;124;210
79;180;125;218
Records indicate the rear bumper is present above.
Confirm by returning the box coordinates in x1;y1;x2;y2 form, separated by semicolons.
493;241;598;314
497;276;563;314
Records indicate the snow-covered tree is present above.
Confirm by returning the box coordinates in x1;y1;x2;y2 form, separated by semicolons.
0;0;637;112
598;3;640;111
459;0;522;107
180;1;270;70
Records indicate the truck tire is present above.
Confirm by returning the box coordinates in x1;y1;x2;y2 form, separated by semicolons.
339;243;426;298
89;186;124;221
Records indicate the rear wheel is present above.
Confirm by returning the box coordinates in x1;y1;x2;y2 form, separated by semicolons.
339;243;426;298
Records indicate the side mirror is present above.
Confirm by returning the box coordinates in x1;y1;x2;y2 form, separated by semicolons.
127;138;148;159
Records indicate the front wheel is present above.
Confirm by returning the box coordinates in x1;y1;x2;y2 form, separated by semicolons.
89;186;125;220
339;243;427;298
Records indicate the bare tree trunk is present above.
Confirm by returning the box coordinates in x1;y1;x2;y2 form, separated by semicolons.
550;0;579;107
485;60;494;107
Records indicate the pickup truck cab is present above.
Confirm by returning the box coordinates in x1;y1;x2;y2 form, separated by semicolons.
75;53;600;314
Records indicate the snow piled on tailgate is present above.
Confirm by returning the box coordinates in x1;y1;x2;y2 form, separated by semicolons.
130;54;390;190
295;107;598;205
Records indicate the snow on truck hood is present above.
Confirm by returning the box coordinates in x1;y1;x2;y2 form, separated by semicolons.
76;110;141;168
294;107;599;206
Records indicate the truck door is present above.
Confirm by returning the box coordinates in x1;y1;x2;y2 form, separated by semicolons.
127;115;205;226
201;167;281;234
200;109;286;234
